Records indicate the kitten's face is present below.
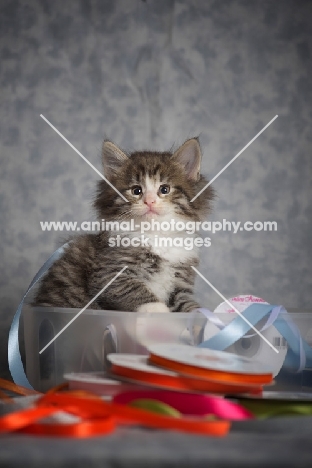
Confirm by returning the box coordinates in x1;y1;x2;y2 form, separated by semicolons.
119;151;204;224
94;139;214;226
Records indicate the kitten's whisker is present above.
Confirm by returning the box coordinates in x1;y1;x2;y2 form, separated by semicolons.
115;210;133;221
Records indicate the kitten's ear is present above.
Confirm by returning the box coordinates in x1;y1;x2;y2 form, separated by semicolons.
102;140;128;179
172;138;202;181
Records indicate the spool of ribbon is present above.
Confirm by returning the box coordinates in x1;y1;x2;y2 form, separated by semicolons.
195;305;312;373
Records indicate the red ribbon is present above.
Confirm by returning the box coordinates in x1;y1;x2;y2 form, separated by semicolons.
0;383;231;438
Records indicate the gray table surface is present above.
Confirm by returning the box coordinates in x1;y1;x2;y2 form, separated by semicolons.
0;397;311;468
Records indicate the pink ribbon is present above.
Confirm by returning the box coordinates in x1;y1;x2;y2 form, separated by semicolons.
113;390;254;420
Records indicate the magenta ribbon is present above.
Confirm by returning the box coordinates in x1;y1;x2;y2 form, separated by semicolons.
113;390;254;420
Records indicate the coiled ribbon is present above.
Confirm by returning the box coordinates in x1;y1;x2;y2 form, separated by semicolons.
8;244;69;389
196;306;312;372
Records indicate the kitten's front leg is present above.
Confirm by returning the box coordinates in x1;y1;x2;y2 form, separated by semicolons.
169;287;202;343
169;287;200;313
89;268;168;313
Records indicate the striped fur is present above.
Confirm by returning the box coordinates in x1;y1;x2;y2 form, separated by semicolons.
34;139;214;312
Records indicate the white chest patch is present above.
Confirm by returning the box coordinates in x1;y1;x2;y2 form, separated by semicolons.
146;266;174;303
148;231;199;263
144;232;198;303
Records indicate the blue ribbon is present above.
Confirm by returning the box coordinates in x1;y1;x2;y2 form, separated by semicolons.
8;244;68;389
198;304;312;372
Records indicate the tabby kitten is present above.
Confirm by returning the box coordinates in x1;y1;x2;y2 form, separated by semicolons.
33;138;214;313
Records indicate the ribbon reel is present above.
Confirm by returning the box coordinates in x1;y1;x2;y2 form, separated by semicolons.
194;304;312;377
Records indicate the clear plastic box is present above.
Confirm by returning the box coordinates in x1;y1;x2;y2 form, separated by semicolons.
23;306;312;393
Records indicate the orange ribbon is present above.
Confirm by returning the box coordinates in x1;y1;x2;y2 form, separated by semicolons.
149;354;273;385
0;381;230;438
0;378;39;397
111;363;263;394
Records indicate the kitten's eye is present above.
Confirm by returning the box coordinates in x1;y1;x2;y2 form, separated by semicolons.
131;185;142;196
159;184;170;195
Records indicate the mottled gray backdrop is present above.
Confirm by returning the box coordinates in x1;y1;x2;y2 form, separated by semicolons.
1;0;311;378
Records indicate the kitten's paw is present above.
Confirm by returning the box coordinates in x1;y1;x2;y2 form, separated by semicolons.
136;302;170;314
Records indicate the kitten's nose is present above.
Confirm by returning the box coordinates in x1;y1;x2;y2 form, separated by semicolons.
144;193;157;206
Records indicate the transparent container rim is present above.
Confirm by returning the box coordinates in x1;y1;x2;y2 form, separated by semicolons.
29;306;312;317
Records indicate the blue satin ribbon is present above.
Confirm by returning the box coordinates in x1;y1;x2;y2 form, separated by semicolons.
198;304;312;372
8;244;68;389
